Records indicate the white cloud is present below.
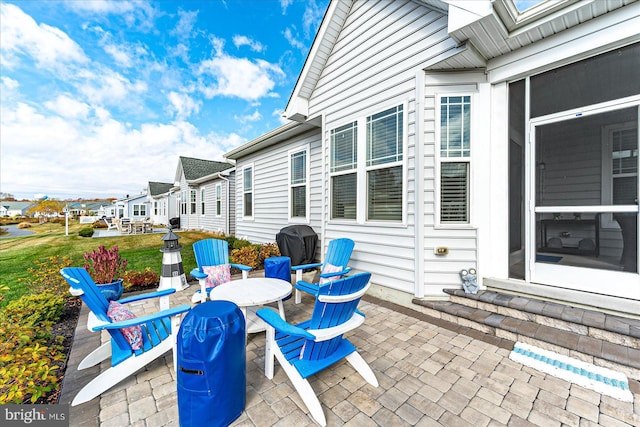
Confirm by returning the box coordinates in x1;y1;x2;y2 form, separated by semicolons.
65;1;157;32
283;27;305;50
234;110;262;124
280;0;294;14
198;53;284;101
0;4;88;70
171;9;199;40
233;35;266;53
167;92;201;120
44;95;91;120
78;70;147;106
302;0;325;37
0;101;243;199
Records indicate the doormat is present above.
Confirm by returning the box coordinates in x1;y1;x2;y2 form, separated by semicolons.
509;342;633;402
536;254;563;263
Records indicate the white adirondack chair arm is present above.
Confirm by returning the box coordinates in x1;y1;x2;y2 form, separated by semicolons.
69;286;83;297
317;282;370;303
306;313;365;341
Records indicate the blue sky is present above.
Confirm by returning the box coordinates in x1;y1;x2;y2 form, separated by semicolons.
0;0;328;200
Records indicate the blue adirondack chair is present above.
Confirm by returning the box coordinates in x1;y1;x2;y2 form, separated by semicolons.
60;267;191;406
292;237;354;303
256;272;378;426
190;238;253;303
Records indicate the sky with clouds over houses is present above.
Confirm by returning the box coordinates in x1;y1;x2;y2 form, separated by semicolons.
0;0;328;200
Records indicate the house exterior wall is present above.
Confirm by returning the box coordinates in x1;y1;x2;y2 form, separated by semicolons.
194;174;234;235
310;0;471;295
234;129;323;247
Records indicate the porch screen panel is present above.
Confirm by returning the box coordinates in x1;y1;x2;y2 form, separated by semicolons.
530;42;640;118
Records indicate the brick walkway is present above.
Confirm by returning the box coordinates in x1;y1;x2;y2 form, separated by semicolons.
60;286;640;426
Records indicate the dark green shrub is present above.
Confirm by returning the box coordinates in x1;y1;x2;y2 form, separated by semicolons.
232;238;252;250
78;227;94;237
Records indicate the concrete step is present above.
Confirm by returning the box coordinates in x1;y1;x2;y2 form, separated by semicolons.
412;290;640;381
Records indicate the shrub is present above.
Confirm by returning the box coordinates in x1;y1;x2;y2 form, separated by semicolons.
122;268;159;291
232;238;252;250
230;246;260;269
259;242;281;262
0;293;66;403
4;293;65;327
20;255;74;298
83;245;128;284
17;222;31;229
78;227;94;237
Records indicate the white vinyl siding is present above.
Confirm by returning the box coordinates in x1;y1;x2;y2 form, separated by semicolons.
234;130;322;245
289;146;309;220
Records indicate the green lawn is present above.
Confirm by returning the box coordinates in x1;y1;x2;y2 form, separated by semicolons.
0;221;218;305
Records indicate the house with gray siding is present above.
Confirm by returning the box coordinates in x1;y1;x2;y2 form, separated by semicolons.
147;181;175;226
173;156;235;235
227;0;639;317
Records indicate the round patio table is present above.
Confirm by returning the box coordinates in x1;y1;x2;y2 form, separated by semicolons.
209;277;292;334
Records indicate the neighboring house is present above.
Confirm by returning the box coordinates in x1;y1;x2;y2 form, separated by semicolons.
225;122;322;246
146;181;176;226
113;193;151;220
226;0;639;316
0;201;33;217
173;156;235;234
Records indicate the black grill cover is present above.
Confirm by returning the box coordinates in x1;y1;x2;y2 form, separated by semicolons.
169;217;180;229
276;225;318;266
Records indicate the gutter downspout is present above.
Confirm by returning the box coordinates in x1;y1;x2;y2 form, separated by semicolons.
217;173;231;235
414;70;425;299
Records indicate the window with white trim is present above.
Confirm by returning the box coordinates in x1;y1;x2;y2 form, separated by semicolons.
190;189;196;214
180;191;187;215
330;122;357;220
289;147;308;219
133;204;147;217
215;184;222;216
243;165;253;218
201;188;206;215
154;201;158;215
439;95;471;224
367;105;403;221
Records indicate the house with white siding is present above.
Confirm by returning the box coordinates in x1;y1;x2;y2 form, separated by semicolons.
173;156;236;235
113;193;150;221
226;0;639;316
146;181;176;226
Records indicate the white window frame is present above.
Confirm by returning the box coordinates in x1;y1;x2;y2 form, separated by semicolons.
180;190;187;215
153;201;158;216
288;145;310;222
200;188;206;216
435;93;473;227
242;163;254;219
133;204;146;217
215;183;222;217
601;121;638;228
190;189;197;215
328;103;407;225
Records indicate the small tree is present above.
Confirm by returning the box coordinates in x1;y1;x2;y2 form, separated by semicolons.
26;199;65;222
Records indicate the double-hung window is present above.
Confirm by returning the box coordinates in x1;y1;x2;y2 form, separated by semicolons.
133;204;146;217
439;95;471;224
200;188;206;215
243;165;253;218
215;184;222;217
180;191;187;215
367;105;403;221
330;122;357;220
190;190;197;214
154;201;158;216
289;147;309;220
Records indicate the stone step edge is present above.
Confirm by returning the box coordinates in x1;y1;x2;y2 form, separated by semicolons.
444;289;640;342
412;299;640;379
